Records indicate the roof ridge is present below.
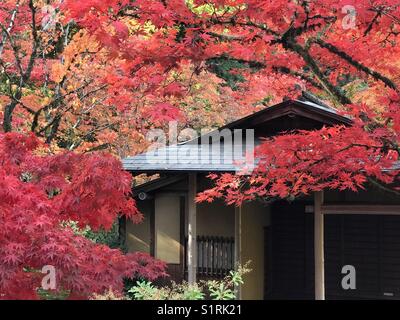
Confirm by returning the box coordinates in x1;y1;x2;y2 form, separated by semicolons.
299;91;336;111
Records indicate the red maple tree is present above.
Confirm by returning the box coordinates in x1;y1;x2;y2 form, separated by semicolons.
63;0;400;199
197;94;400;204
0;132;166;299
2;0;400;299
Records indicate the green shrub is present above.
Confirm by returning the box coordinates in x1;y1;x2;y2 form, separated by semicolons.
127;262;251;300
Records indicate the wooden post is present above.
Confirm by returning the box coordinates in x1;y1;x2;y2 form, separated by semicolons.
314;191;325;300
187;173;197;284
234;205;242;299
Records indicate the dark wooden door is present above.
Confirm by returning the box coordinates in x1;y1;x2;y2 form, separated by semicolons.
265;201;314;299
325;214;400;299
265;204;400;300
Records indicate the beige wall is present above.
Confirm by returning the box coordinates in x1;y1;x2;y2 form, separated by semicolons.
240;201;270;300
155;194;181;264
128;194;235;257
126;194;183;266
127;176;270;300
126;200;152;254
196;199;235;237
189;198;270;300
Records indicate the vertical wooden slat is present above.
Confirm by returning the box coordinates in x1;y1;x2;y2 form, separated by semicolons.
187;173;197;284
315;191;325;300
226;239;230;274
197;237;200;276
223;241;227;273
217;237;220;275
185;235;237;279
203;236;206;275
199;236;203;275
214;236;217;276
220;239;223;274
209;237;212;276
212;237;215;276
230;237;234;272
228;238;231;273
208;238;210;275
205;237;208;276
216;237;220;276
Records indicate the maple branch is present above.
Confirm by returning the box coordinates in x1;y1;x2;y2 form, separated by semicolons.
0;66;35;113
24;0;38;83
282;38;352;105
83;143;112;153
9;96;35;114
0;1;19;58
206;31;247;41
273;66;323;90
68;122;116;151
205;16;348;103
367;177;400;197
311;39;399;92
1;1;39;132
31;81;96;133
380;28;400;44
45;115;62;144
290;142;386;169
0;23;24;76
363;10;382;37
379;6;400;25
79;84;108;100
207;18;280;38
34;83;108;145
3;101;18;132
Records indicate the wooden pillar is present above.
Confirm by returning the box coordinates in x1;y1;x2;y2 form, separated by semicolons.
234;205;242;299
314;191;325;300
187;173;197;284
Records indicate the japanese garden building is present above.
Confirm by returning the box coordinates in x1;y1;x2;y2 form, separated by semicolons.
122;99;400;300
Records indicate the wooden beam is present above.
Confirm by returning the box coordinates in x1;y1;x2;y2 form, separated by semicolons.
234;205;242;299
306;204;400;215
322;205;400;215
314;191;325;300
187;173;197;284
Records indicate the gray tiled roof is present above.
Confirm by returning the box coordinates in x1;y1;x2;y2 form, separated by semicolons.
123;142;260;172
122;99;347;173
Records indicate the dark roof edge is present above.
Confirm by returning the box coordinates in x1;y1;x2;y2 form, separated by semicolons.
132;174;187;196
181;99;352;145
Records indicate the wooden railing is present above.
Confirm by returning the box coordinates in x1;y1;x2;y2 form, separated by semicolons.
185;236;235;277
